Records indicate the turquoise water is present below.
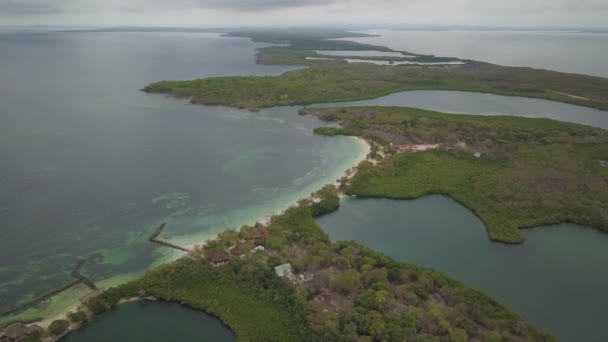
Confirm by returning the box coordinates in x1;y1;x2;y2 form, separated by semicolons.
2;30;608;337
349;29;608;77
62;301;235;342
0;32;366;318
316;196;608;341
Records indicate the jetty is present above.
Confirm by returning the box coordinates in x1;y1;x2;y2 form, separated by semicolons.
148;223;192;253
71;258;98;291
0;257;98;317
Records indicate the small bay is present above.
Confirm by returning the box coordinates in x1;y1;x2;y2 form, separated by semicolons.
316;196;608;341
62;301;235;342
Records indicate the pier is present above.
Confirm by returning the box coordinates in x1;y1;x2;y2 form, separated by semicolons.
148;223;192;253
0;257;98;317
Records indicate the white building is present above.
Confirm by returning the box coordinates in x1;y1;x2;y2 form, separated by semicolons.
275;263;293;278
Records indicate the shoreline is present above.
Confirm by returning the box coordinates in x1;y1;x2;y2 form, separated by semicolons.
184;136;370;249
2;135;371;330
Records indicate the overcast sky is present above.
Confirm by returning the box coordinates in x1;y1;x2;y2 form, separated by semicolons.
1;0;607;27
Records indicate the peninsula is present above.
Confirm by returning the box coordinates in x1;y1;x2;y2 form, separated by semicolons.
143;30;608;111
302;106;608;243
53;187;554;341
6;28;606;342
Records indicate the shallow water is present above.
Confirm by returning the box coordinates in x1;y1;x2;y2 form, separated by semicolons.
2;31;608;331
316;196;608;341
314;50;412;57
0;32;366;319
347;29;608;77
62;301;235;342
344;59;465;66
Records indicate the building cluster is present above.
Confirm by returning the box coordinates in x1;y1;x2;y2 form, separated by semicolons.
205;229;314;286
274;263;314;285
390;143;441;153
209;230;269;267
391;142;482;158
392;144;416;153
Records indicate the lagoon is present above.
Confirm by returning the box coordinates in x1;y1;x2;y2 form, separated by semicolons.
62;301;235;342
319;90;608;129
316;196;608;341
343;59;465;66
2;30;608;337
314;50;412;57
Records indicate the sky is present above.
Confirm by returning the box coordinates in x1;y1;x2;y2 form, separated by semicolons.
1;0;607;28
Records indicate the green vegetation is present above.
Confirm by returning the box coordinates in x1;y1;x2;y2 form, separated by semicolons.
91;28;603;341
144;61;608;111
48;319;70;336
143;29;608;111
72;187;552;341
83;260;316;341
67;310;88;324
302;106;608;243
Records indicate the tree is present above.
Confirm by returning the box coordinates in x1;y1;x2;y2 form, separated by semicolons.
48;319;70;336
332;269;361;294
67;310;88;324
86;298;108;315
364;268;388;287
387;267;402;283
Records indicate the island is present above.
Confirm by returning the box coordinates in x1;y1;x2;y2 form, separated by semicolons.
143;30;608;112
31;186;553;341
302;106;608;243
5;28;607;342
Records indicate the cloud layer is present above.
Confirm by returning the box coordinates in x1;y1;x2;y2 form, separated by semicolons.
1;0;606;27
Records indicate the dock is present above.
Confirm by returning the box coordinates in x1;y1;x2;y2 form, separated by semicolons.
148;223;192;253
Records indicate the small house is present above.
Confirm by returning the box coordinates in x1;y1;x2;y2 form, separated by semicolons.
254;229;270;245
275;263;293;278
209;251;230;267
393;144;415;153
231;241;255;257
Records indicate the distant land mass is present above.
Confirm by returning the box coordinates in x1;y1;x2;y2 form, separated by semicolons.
6;28;606;342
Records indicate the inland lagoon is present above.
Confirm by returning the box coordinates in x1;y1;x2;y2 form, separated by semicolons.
316;196;608;341
2;30;607;342
62;301;235;342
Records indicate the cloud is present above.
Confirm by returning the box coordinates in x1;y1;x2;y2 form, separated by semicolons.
0;0;62;15
0;0;607;26
0;0;337;15
189;0;337;12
